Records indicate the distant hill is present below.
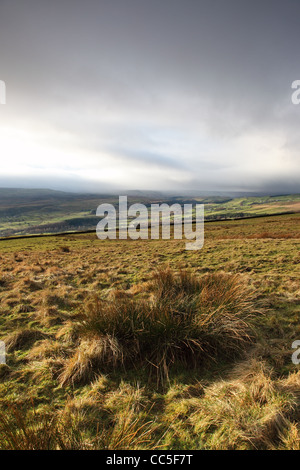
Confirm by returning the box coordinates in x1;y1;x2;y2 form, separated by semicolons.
0;188;74;201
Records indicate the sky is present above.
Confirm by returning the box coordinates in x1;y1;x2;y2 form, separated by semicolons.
0;0;300;194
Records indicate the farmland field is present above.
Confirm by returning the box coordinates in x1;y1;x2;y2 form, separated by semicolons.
0;213;299;450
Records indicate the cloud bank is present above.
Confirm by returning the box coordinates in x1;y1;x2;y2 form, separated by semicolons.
0;0;299;193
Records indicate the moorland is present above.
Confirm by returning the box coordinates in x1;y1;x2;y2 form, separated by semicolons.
0;211;299;449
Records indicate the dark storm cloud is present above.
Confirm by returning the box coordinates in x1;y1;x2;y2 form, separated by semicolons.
0;0;299;192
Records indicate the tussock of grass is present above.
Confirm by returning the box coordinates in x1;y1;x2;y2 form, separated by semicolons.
0;406;57;450
26;339;68;361
34;306;62;327
277;422;300;450
4;328;48;353
60;268;258;385
19;277;43;291
101;408;158;450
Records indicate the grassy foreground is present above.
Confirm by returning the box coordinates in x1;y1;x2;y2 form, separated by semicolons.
0;213;299;450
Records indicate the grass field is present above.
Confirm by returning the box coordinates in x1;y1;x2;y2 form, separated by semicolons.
0;213;299;449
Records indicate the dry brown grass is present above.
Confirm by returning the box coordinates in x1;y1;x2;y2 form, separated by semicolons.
26;339;69;361
4;328;48;353
0;403;159;450
59;336;124;386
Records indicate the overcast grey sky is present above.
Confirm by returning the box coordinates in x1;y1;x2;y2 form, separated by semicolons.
0;0;299;193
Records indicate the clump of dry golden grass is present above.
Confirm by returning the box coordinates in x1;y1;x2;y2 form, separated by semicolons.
26;339;68;361
56;319;81;344
59;336;123;386
0;406;58;450
101;408;158;450
34;305;61;327
4;328;48;353
0;403;159;450
59;268;258;386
